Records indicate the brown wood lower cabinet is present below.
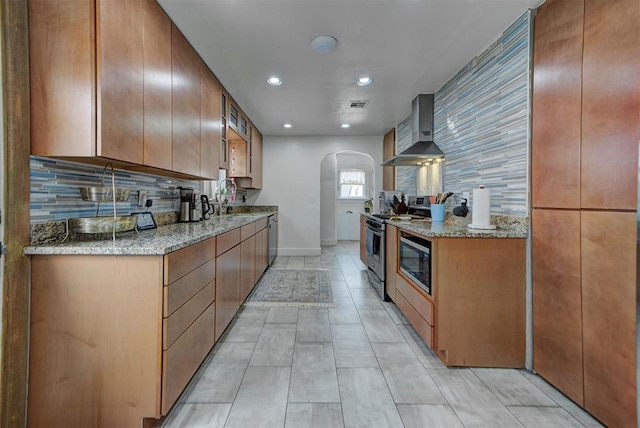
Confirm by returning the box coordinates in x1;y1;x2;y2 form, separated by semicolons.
215;233;241;342
27;215;275;427
532;209;584;404
581;211;636;427
359;215;368;265
389;229;526;368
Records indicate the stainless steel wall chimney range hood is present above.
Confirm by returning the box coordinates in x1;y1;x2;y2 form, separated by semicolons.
381;94;444;166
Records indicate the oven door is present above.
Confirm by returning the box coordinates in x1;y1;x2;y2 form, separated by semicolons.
365;225;386;300
365;225;384;276
399;236;431;295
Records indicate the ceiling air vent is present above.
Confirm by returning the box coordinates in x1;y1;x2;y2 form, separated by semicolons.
348;100;368;109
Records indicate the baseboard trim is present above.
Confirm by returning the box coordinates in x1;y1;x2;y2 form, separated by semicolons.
320;239;337;246
278;248;322;257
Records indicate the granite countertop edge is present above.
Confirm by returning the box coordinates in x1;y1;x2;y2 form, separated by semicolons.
361;212;528;239
24;211;277;256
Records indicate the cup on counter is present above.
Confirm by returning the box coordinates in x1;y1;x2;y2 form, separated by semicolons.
431;204;445;222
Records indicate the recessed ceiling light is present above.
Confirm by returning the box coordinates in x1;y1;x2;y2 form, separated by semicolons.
340;123;351;129
267;76;282;86
310;35;338;54
357;76;372;86
283;123;293;128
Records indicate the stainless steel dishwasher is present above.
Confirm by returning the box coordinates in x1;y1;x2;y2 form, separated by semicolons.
268;214;278;265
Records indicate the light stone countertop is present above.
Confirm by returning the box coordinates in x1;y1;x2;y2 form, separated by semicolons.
361;212;528;239
24;212;276;256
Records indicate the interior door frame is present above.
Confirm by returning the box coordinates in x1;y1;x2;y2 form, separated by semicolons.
0;0;31;426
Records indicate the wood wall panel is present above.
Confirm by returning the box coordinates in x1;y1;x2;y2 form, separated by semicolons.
581;211;637;427
531;0;584;209
581;0;640;210
532;209;584;404
1;0;31;425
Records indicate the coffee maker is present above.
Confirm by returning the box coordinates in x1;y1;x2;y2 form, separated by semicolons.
178;187;199;222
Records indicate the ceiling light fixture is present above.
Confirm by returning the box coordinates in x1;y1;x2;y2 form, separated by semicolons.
340;123;351;129
267;76;283;86
310;35;338;54
357;76;372;86
283;123;293;129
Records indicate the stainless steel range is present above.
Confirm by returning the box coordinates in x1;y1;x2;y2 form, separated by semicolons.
365;214;392;301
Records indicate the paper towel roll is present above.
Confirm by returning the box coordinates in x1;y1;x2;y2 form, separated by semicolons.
472;186;491;226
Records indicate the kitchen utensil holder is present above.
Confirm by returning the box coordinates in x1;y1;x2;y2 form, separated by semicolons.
63;163;138;243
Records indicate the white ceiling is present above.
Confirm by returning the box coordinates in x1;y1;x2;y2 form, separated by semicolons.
158;0;543;137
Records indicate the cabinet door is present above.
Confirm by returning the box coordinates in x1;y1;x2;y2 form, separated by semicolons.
142;0;172;170
581;211;636;427
359;216;368;266
581;0;640;210
240;234;256;302
29;0;95;157
200;66;221;180
228;139;248;177
252;128;263;189
171;24;201;177
220;91;229;169
215;245;241;341
531;0;584;209
382;129;395;190
385;224;397;302
532;209;583;404
98;0;144;163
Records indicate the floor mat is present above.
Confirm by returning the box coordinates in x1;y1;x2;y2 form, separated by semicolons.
244;268;333;307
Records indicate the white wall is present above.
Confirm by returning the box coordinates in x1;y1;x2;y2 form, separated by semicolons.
253;136;383;256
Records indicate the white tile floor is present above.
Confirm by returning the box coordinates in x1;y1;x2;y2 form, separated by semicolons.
159;242;603;428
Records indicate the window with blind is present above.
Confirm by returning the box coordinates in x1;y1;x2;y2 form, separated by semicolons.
339;169;367;199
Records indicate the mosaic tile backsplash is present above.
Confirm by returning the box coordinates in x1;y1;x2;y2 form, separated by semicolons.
395;11;531;216
30;156;196;224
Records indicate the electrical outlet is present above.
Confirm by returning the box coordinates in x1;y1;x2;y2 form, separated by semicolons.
462;191;470;201
138;191;148;207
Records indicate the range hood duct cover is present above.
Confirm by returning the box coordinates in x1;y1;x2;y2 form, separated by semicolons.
381;94;445;167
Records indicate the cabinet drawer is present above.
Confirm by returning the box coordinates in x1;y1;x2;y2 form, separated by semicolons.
255;217;268;231
163;279;215;349
162;303;215;415
395;273;434;325
395;290;434;349
217;228;241;255
164;237;215;284
240;222;256;241
164;259;215;316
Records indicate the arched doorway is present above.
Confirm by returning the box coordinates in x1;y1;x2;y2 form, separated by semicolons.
320;151;375;245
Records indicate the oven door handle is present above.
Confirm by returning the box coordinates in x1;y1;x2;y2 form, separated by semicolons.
366;226;382;256
399;236;430;254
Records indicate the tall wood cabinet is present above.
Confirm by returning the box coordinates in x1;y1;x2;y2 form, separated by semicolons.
531;1;638;425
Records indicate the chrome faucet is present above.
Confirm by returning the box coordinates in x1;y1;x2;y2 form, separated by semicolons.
216;178;236;216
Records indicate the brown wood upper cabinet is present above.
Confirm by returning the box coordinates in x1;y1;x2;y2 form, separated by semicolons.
30;0;146;163
171;24;202;177
235;126;263;189
200;65;221;180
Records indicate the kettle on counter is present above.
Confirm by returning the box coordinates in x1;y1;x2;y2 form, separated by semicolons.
201;195;212;220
